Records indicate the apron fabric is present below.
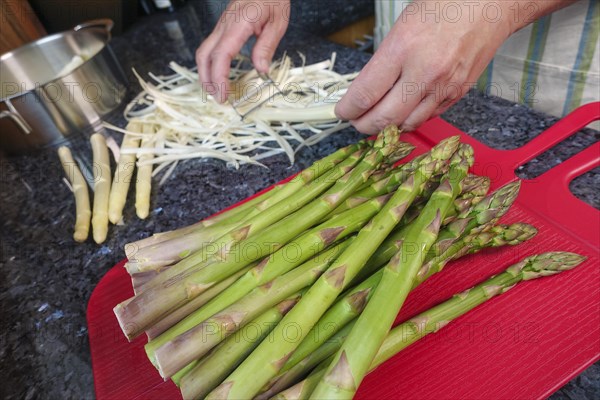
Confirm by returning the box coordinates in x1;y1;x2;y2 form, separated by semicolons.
374;0;600;118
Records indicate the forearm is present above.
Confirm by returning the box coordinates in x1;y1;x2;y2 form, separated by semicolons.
501;0;579;33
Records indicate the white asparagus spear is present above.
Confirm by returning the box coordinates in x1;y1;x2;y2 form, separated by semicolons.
90;133;111;244
108;122;141;224
57;146;91;242
136;122;155;219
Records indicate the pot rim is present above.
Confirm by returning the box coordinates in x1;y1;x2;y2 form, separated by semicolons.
0;19;115;102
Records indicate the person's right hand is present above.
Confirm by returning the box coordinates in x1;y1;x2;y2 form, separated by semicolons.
196;0;290;103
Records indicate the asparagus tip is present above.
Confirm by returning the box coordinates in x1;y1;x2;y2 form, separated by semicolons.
512;252;587;280
431;135;461;160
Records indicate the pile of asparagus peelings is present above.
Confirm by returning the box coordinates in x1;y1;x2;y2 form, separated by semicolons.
113;126;586;399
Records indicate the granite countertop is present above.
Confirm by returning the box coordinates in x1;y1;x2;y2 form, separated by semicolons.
0;2;598;399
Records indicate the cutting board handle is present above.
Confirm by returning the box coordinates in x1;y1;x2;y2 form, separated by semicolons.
505;102;600;169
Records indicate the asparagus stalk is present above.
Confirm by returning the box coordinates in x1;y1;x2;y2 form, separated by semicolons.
145;264;254;339
135;122;155;219
257;311;357;399
108;125;141;224
154;241;352;378
205;136;460;399
178;297;301;399
128;186;279;254
418;222;538;284
115;128;401;341
130;140;371;283
90;133;112;244
275;252;586;400
310;144;472;400
426;180;521;273
447;175;490;222
329;154;426;217
126;140;372;271
114;145;368;339
260;222;537;396
126;217;246;274
147;193;392;366
57;146;91;242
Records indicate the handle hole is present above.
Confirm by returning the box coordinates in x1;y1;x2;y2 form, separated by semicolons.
515;127;599;179
569;168;600;210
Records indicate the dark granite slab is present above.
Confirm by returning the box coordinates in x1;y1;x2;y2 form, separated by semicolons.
0;3;597;400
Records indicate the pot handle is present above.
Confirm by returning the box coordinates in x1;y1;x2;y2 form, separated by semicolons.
73;19;114;40
0;100;32;134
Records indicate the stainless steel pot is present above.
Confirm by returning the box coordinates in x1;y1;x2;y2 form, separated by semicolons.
0;19;127;154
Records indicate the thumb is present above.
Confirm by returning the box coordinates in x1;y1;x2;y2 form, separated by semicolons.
251;23;287;72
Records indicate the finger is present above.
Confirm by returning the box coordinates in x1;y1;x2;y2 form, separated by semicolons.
251;21;287;72
209;27;254;103
334;46;402;121
432;96;461;118
400;94;442;132
350;76;425;135
196;32;221;93
430;78;471;118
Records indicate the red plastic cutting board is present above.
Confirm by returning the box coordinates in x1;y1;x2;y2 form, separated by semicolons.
88;102;600;400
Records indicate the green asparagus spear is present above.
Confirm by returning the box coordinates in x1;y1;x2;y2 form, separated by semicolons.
310;144;472;400
178;297;300;399
261;222;537;395
116;128;401;341
433;180;521;256
125;141;375;273
329;153;426;216
146;194;392;367
154;241;351;377
114;142;373;340
274;252;586;400
125;143;368;280
205;136;460;399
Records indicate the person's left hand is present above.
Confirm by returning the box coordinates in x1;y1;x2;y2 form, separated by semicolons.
335;0;514;134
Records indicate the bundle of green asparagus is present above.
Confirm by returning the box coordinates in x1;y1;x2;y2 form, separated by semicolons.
113;126;584;399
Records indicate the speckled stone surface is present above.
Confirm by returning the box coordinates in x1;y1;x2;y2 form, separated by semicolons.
0;3;598;400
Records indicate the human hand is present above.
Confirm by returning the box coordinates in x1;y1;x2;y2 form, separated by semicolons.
196;0;290;103
335;0;517;134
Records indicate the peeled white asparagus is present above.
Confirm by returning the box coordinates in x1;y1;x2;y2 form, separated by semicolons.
108;122;141;224
90;133;111;244
57;146;91;242
136;122;155;219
